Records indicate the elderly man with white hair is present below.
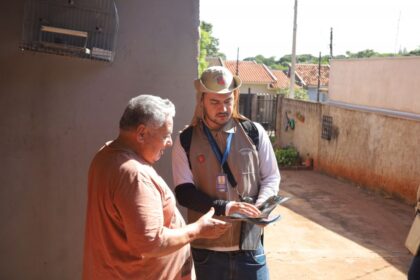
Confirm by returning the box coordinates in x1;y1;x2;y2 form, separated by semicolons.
83;94;230;280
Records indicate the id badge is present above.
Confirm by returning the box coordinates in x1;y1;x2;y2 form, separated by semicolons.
216;174;228;192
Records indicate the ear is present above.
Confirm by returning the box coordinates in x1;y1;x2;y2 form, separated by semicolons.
136;124;147;143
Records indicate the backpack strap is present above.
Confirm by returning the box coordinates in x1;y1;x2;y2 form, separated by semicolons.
239;119;259;150
180;125;193;170
179;120;260;171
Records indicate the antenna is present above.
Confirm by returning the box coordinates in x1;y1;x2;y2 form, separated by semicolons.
317;52;321;102
236;48;239;76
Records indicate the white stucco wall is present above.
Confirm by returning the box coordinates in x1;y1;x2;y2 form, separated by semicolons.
329;57;420;115
0;1;199;279
240;83;277;94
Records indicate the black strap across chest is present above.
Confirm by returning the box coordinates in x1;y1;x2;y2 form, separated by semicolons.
179;120;259;187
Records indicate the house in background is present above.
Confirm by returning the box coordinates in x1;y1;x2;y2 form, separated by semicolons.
206;57;319;98
290;63;330;102
206;57;292;94
271;69;300;92
224;60;279;94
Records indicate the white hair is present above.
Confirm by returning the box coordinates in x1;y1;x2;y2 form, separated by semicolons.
119;94;175;130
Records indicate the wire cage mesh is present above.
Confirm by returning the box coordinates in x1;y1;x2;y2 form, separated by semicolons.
20;0;119;62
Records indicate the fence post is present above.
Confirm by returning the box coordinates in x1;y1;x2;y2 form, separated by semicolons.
251;93;258;121
274;94;284;148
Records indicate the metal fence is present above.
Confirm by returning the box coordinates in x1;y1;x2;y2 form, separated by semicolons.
239;93;278;136
239;93;252;119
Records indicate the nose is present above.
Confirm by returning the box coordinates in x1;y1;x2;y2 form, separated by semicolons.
218;103;228;112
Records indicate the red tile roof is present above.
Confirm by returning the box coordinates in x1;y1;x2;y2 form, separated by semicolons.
224;60;276;84
294;64;329;87
271;70;292;89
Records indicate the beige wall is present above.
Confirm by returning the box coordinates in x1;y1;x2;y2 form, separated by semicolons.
240;83;277;94
317;105;420;203
277;57;420;203
329;57;420;115
276;97;321;165
0;1;198;279
276;98;420;204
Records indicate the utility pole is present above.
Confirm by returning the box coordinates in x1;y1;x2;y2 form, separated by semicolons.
289;0;298;99
317;52;321;102
329;27;333;59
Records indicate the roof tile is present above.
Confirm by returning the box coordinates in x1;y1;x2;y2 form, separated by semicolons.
224;60;276;84
294;64;329;87
271;70;292;89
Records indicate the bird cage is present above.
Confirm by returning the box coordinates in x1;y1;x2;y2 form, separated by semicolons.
20;0;119;62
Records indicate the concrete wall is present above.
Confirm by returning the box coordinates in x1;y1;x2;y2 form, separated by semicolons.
318;105;420;203
276;98;420;204
0;1;198;279
329;57;420;115
276;97;321;167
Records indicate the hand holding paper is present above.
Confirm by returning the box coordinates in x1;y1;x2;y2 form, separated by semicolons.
227;195;291;225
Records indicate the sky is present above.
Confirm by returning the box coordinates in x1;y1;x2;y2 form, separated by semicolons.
200;0;420;60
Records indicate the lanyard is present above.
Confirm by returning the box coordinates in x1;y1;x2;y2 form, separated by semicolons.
203;125;233;168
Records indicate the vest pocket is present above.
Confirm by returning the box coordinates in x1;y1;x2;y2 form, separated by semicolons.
238;148;259;196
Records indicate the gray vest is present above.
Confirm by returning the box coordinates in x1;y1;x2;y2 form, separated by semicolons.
188;119;261;250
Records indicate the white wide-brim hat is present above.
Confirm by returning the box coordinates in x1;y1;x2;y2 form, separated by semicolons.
194;66;242;94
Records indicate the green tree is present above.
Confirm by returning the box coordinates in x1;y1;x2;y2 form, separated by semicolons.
278;87;309;100
201;22;220;57
277;54;329;68
198;26;210;75
296;54;316;63
198;22;226;75
278;54;291;66
345;49;379;58
407;46;420;56
294;88;309;100
244;55;280;69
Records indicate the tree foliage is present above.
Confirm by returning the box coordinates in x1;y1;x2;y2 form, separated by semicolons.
198;22;420;80
244;55;283;70
245;53;331;70
278;87;309;100
198;22;225;75
198;25;210;76
408;46;420;56
201;22;221;57
243;47;420;71
345;49;379;58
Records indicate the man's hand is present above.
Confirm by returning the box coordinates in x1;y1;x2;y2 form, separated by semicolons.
227;202;261;218
195;208;231;239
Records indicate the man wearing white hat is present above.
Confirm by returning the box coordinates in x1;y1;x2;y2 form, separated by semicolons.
172;66;280;279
